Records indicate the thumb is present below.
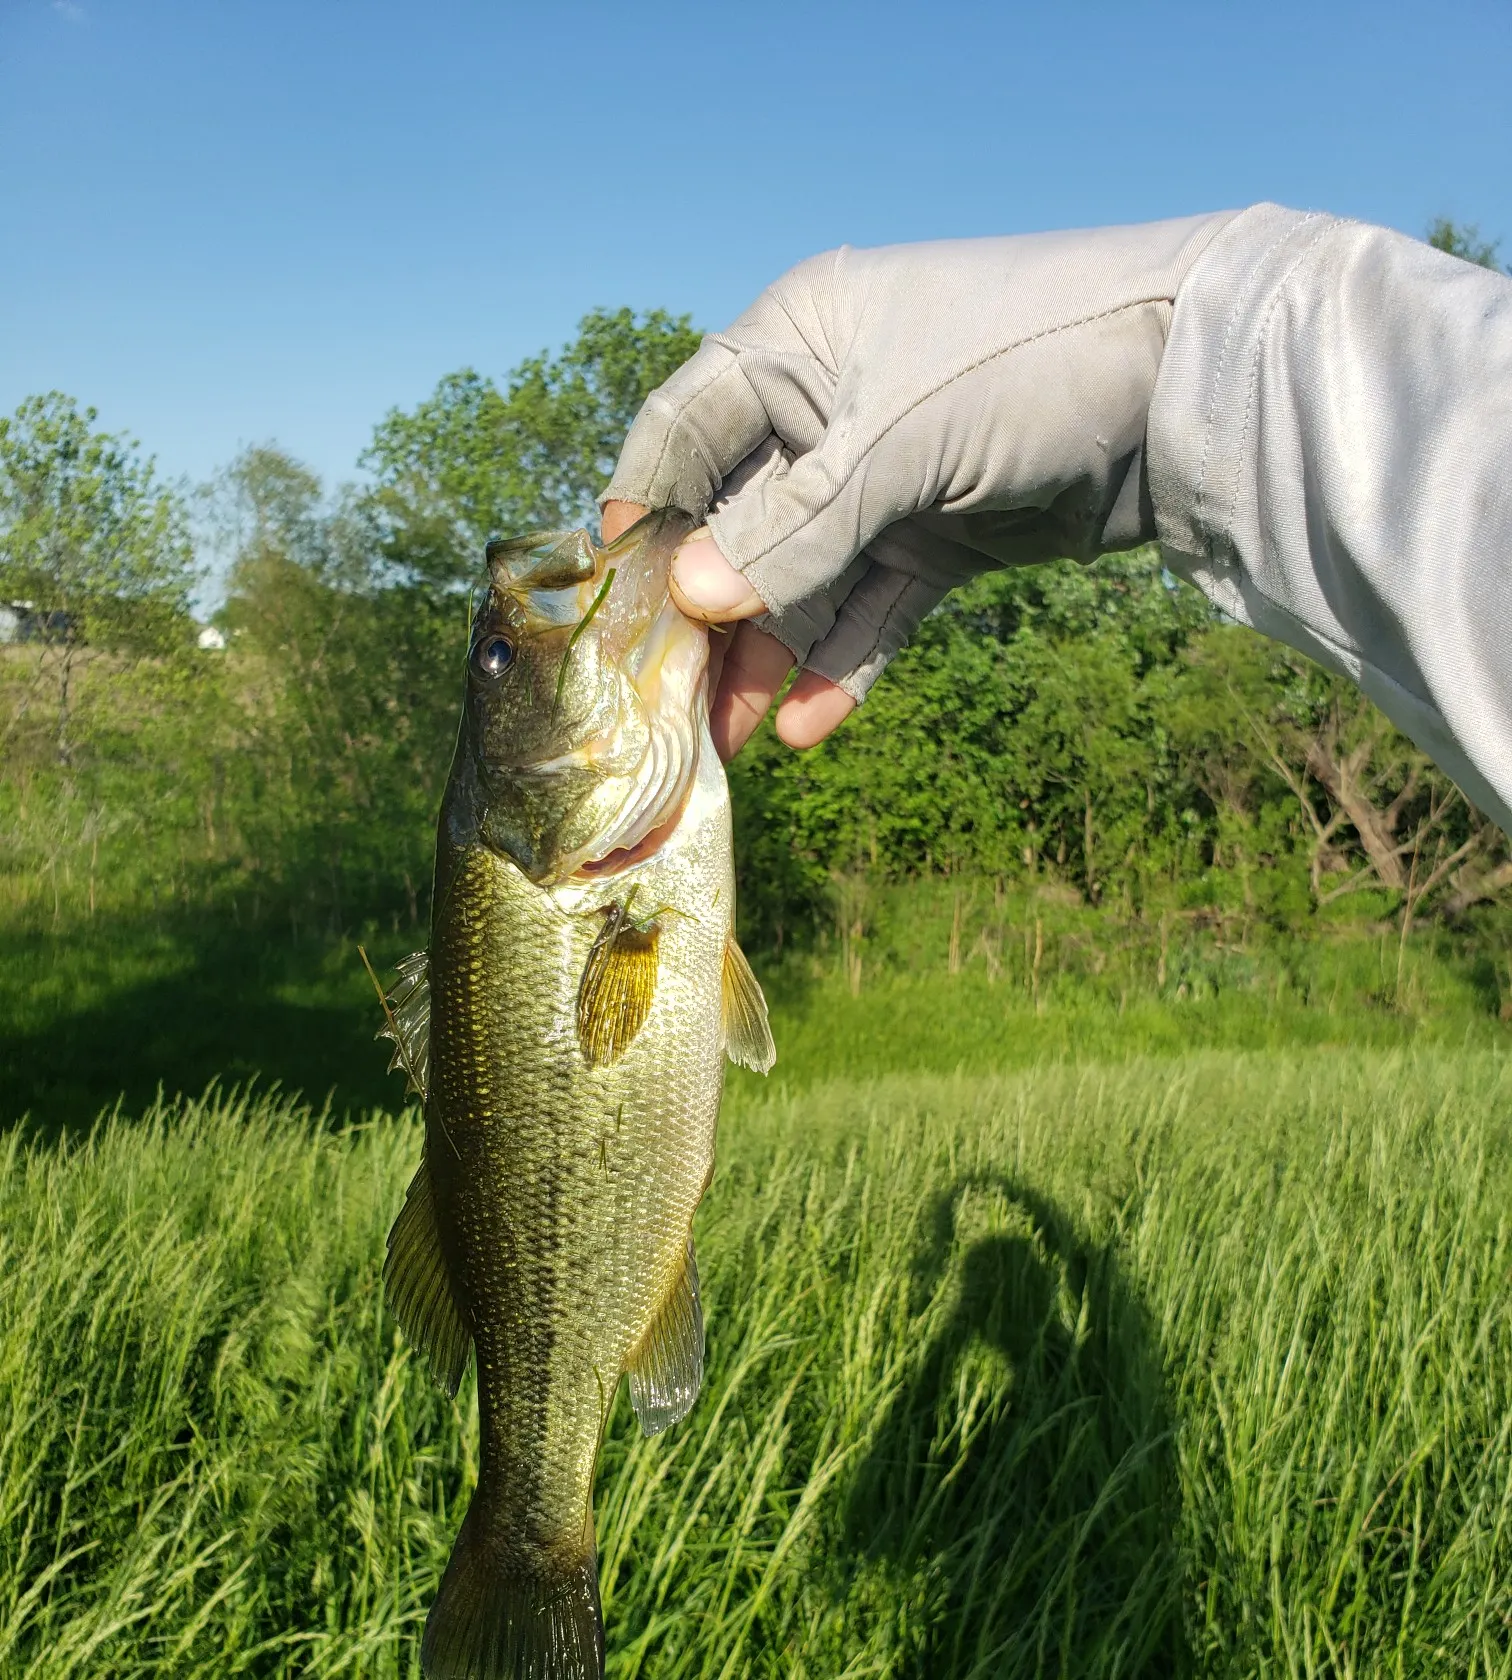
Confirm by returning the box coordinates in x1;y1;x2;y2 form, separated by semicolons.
669;531;767;623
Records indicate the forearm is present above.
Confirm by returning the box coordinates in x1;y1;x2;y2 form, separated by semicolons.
1150;203;1512;829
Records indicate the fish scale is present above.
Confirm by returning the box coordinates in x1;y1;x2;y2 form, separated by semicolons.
429;806;727;1564
373;512;774;1680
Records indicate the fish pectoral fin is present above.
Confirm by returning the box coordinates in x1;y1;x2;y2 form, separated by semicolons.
627;1238;705;1436
383;1155;472;1397
577;904;660;1066
371;949;431;1101
722;933;775;1074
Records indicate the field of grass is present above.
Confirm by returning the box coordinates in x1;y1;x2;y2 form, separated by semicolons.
5;874;1510;1129
6;1047;1512;1677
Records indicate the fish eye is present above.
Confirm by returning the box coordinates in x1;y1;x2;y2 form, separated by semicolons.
472;634;515;679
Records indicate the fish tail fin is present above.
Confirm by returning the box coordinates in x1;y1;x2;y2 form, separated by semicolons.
421;1501;603;1680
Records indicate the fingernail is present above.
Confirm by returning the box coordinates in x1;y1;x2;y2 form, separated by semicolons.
671;534;763;620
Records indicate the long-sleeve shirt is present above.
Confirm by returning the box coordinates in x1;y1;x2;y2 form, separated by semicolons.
1149;202;1512;831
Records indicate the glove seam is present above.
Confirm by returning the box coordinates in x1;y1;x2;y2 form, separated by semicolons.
757;283;842;377
1189;211;1333;566
735;294;1188;569
830;569;930;704
760;596;833;659
1220;218;1350;568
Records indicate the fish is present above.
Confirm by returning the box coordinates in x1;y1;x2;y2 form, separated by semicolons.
370;509;775;1680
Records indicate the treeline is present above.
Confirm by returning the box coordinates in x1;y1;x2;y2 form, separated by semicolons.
728;560;1507;947
2;281;1508;958
0;311;700;939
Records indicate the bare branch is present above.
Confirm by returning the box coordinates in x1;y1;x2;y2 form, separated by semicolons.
1317;865;1390;906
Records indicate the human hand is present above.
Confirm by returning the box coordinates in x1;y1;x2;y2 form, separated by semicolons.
603;209;1236;757
601;498;826;757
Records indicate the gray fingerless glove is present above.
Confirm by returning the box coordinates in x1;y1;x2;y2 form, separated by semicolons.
602;209;1237;699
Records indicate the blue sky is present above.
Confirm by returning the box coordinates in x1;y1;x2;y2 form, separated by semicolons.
2;0;1509;494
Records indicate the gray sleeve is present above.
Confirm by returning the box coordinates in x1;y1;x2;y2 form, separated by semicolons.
1148;202;1512;832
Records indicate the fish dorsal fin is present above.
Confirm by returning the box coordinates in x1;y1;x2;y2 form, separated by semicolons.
383;1155;472;1396
722;933;775;1074
372;950;431;1101
577;903;660;1067
626;1239;704;1435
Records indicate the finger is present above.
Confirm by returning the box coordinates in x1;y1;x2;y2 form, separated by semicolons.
601;251;843;520
710;621;794;762
687;445;870;664
670;532;766;623
599;338;777;520
803;565;950;702
706;419;918;619
600;500;647;544
775;671;856;749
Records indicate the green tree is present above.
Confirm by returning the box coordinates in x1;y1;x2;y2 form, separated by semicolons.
215;445;462;932
201;443;332;583
362;307;702;587
1426;217;1506;272
729;552;1220;943
0;393;195;767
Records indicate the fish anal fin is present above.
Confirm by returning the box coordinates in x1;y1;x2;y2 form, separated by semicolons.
422;1500;603;1680
383;1155;471;1396
577;906;659;1067
627;1238;704;1436
722;933;775;1074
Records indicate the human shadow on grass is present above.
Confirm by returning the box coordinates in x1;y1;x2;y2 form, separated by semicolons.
841;1179;1188;1678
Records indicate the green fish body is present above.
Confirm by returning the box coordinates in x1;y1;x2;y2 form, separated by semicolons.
376;513;773;1680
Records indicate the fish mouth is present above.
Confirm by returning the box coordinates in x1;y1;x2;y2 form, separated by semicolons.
566;599;708;878
574;784;693;879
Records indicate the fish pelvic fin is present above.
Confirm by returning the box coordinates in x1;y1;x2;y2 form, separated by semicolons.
721;933;775;1074
421;1504;603;1680
626;1238;705;1436
384;1155;472;1396
576;900;659;1067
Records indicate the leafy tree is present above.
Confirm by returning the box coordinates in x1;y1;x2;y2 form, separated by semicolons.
731;552;1218;941
201;444;333;584
361;308;702;587
1158;627;1303;908
936;548;1212;663
1426;217;1506;273
0;393;194;767
215;446;462;931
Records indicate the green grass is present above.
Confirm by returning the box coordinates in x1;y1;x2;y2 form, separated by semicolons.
6;1052;1512;1676
5;874;1511;1126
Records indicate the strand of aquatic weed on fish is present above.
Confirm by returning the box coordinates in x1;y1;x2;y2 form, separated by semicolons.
553;565;617;717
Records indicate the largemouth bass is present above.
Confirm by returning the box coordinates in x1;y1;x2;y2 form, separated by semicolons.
372;510;774;1680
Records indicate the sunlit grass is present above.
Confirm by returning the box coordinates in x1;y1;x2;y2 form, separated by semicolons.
5;1053;1512;1675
